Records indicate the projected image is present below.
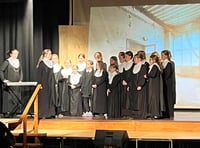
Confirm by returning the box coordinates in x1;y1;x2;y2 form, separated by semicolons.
88;4;200;108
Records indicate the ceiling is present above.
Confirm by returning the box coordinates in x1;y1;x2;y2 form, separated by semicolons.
135;4;200;29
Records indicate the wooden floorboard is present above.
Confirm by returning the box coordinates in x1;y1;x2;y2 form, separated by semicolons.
2;111;200;140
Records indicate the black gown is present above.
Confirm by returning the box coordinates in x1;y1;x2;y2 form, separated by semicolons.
107;73;121;118
92;70;108;114
68;73;82;116
60;68;72;115
162;61;175;119
129;63;148;119
37;61;55;118
53;66;63;115
81;69;94;112
0;59;23;116
121;63;134;116
147;65;165;118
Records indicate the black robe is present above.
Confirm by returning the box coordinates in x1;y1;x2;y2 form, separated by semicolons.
107;74;121;118
81;69;94;98
92;70;108;114
162;62;175;118
68;74;82;116
60;69;71;115
171;61;176;105
53;67;63;114
147;65;165;118
37;61;55;118
0;60;23;116
128;64;148;119
121;63;134;116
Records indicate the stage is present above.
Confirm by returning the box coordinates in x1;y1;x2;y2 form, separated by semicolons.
1;111;200;147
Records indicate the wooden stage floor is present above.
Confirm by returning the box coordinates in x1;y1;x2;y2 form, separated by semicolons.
1;111;200;141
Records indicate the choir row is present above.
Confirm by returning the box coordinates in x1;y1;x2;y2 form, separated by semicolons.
38;49;176;119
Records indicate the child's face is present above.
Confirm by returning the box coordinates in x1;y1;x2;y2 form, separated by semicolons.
78;55;85;62
118;55;125;63
125;54;131;62
45;51;52;59
65;60;71;68
51;55;59;64
110;58;115;65
161;53;167;60
149;58;154;65
86;62;93;69
72;66;78;73
134;57;141;64
109;66;116;73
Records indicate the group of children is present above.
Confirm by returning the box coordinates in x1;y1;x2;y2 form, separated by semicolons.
37;49;176;119
0;48;176;119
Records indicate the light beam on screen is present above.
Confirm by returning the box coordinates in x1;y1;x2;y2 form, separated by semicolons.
88;4;200;109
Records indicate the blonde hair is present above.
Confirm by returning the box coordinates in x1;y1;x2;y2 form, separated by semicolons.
36;49;52;68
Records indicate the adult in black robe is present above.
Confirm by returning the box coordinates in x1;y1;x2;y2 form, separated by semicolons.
0;49;23;117
92;61;108;115
107;66;121;118
37;49;55;118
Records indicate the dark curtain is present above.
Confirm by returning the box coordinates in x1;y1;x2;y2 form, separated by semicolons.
0;0;68;113
0;0;33;114
33;0;69;81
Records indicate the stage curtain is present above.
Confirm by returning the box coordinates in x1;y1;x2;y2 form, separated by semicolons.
0;0;69;113
0;1;33;114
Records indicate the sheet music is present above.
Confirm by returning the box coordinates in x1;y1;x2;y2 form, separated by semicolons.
6;82;38;86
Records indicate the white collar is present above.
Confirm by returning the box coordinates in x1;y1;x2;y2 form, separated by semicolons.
94;70;103;77
132;61;143;74
108;71;118;84
149;63;161;73
43;58;53;68
162;59;169;69
124;60;133;71
53;63;62;73
7;57;20;68
70;73;81;85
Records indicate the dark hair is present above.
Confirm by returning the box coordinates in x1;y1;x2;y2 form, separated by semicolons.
161;50;171;61
118;52;125;58
110;56;118;65
137;50;146;60
97;61;104;70
7;49;19;57
94;51;103;61
78;53;85;59
87;60;93;65
150;54;162;69
134;53;143;59
125;51;133;58
109;63;118;70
